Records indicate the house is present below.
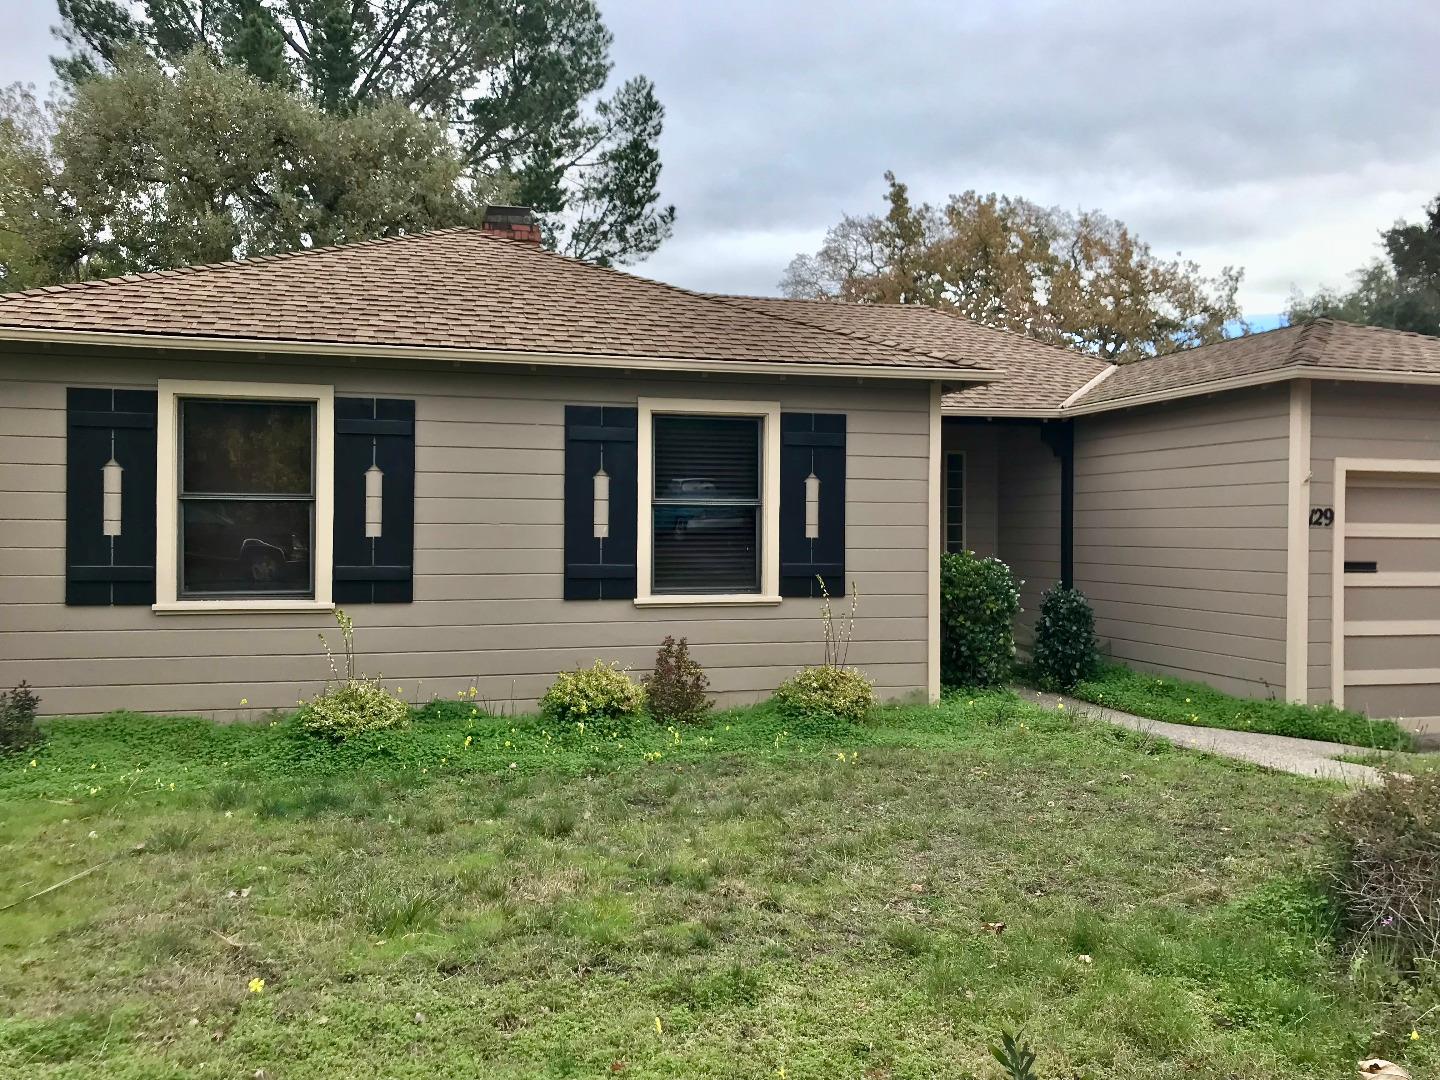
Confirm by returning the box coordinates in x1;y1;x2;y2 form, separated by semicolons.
0;212;988;716
0;210;1437;731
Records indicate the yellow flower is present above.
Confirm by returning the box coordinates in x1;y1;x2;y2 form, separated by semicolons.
1056;703;1065;710
654;1016;663;1036
28;759;37;768
464;736;473;748
239;698;248;706
248;978;265;994
1411;1029;1421;1041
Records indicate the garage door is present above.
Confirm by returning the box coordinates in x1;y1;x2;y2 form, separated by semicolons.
1339;468;1440;730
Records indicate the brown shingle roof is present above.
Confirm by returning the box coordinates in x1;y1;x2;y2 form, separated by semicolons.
0;229;993;376
1076;318;1440;409
718;296;1107;412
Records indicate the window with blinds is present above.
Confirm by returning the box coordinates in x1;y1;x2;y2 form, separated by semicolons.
652;414;762;593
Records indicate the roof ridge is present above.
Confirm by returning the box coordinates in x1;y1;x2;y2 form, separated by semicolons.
1286;317;1335;366
0;228;478;304
473;236;973;367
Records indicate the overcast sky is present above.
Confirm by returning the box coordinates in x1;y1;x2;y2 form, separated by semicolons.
6;0;1439;322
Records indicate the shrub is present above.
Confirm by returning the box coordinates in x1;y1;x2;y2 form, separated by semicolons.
297;610;411;741
1330;771;1440;966
1031;584;1100;692
772;665;875;726
643;637;711;724
1071;664;1412;750
939;551;1020;688
298;680;412;741
0;681;42;754
540;661;646;735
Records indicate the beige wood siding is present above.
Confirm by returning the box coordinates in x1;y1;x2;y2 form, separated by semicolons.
995;425;1059;647
1072;387;1291;697
0;348;933;716
939;422;999;557
1308;383;1440;728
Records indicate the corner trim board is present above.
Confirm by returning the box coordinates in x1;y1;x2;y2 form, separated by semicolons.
1285;380;1311;703
927;382;942;703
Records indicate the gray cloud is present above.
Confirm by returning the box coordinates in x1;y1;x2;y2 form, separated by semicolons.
5;0;1438;314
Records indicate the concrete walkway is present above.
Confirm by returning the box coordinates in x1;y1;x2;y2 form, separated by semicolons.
1015;688;1386;786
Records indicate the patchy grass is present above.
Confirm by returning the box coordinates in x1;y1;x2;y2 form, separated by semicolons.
0;693;1433;1078
1066;664;1412;750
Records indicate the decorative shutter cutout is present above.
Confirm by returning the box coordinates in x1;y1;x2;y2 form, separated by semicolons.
334;398;415;603
66;388;158;606
780;412;846;598
565;405;637;599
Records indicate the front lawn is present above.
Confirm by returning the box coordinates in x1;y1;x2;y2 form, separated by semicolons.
1067;664;1413;750
0;695;1432;1078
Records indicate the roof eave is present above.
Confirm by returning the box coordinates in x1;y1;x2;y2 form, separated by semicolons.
0;325;1005;383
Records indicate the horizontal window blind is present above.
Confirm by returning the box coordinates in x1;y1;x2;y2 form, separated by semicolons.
652;415;761;593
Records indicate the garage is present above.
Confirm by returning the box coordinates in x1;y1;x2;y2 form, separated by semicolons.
1335;461;1440;732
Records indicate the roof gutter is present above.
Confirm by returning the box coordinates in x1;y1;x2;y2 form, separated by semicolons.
0;325;1005;384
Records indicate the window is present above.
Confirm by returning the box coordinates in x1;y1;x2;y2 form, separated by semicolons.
944;451;966;553
179;399;315;597
636;398;781;604
156;381;334;611
653;415;762;593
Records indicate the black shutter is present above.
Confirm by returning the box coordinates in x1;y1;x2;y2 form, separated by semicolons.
779;412;846;598
334;397;415;603
66;388;157;606
564;405;637;599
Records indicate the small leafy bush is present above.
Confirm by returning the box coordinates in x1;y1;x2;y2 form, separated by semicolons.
298;680;412;741
1072;664;1412;749
297;610;411;741
540;660;646;735
1330;772;1440;966
940;551;1020;688
772;665;874;726
643;636;711;724
1032;584;1100;692
0;681;42;754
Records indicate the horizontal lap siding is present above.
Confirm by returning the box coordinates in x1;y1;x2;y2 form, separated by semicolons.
1307;382;1440;706
1073;388;1290;698
0;350;932;715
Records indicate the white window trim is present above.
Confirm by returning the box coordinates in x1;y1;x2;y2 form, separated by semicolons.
943;450;967;554
635;397;782;606
154;379;335;614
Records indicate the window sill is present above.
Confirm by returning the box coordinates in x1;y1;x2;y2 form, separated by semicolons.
152;600;336;615
633;594;783;608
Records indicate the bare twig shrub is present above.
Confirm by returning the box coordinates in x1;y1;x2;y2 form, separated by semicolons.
1329;772;1440;968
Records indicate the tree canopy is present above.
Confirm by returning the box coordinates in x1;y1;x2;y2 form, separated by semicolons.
782;173;1245;360
1287;197;1440;336
0;51;491;291
51;0;674;265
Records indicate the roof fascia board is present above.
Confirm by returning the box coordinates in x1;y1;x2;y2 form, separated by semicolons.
0;326;1004;383
944;365;1440;420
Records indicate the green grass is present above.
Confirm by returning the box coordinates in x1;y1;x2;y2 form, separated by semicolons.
0;693;1434;1078
1065;664;1413;750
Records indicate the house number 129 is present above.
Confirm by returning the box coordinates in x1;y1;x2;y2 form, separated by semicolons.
1309;507;1334;527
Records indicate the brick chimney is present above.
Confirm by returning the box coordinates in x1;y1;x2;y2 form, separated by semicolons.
481;205;541;244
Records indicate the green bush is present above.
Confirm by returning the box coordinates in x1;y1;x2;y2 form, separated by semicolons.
540;661;646;735
940;551;1020;688
297;679;412;741
1032;584;1100;691
296;608;412;741
643;636;712;725
772;665;875;726
1072;664;1412;750
0;681;42;754
1330;771;1440;965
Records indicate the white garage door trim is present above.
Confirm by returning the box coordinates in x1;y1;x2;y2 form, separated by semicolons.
1331;457;1440;711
